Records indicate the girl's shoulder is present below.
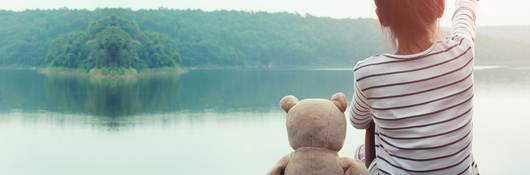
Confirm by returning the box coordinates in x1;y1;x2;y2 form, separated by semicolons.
352;55;389;81
353;54;395;74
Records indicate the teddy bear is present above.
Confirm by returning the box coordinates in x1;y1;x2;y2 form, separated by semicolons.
268;93;367;175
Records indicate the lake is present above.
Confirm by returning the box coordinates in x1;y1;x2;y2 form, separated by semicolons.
0;67;529;175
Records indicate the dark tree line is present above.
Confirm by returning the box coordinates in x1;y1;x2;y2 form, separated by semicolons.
0;8;387;67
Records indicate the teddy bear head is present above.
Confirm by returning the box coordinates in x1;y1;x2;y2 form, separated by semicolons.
280;93;348;152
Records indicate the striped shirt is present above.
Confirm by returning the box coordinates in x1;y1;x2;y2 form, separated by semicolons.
349;0;479;174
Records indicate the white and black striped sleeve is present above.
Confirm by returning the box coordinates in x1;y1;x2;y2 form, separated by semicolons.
452;0;478;42
349;67;372;129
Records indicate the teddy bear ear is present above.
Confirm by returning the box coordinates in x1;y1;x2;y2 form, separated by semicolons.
331;92;348;112
280;95;299;113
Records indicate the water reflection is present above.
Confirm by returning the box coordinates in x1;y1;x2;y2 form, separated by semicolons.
0;69;356;116
0;70;183;118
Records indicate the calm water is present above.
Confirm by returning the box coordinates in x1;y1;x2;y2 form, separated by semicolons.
0;68;529;175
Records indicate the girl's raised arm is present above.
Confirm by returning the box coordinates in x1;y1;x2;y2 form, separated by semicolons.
452;0;478;42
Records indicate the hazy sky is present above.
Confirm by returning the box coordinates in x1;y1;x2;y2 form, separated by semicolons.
2;0;529;26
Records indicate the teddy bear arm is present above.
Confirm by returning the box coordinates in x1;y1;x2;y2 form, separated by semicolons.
338;157;368;175
268;153;293;175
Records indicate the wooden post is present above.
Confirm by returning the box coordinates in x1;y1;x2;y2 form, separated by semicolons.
364;122;376;168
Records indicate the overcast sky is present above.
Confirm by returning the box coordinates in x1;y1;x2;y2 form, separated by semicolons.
1;0;529;26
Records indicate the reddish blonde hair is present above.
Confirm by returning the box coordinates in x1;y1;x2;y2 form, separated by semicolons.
375;0;444;47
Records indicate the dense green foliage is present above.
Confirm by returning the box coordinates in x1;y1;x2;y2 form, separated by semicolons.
46;16;180;70
0;8;386;67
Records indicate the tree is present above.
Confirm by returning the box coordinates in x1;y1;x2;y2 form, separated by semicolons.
45;16;181;70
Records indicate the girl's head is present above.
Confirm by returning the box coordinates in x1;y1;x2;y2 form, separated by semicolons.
374;0;445;49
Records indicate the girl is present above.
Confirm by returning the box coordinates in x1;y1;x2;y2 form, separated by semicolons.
350;0;479;174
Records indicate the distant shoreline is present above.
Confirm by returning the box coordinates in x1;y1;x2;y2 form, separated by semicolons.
36;67;185;80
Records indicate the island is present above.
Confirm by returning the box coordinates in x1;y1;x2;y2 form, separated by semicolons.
43;16;182;79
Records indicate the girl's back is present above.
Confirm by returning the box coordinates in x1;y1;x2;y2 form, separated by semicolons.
349;0;479;174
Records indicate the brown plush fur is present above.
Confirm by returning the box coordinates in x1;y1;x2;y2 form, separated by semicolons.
269;93;367;175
